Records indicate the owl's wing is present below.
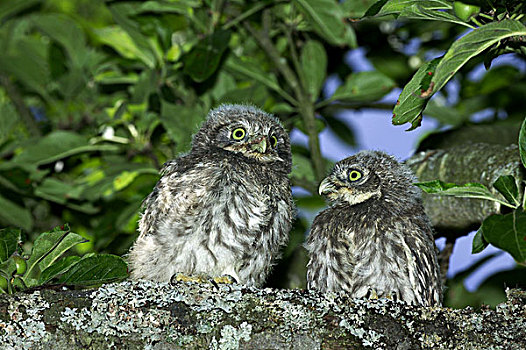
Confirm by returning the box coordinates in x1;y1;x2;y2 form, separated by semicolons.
305;211;351;290
137;159;210;239
382;220;443;306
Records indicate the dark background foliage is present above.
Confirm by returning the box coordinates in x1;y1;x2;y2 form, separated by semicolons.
0;0;525;306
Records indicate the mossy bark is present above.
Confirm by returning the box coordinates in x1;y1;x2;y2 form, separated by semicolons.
1;280;525;349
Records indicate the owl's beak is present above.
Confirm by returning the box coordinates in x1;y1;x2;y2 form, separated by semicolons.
319;177;336;196
249;136;268;154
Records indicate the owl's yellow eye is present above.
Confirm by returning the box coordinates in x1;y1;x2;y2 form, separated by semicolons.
270;135;278;148
232;128;246;140
348;170;362;182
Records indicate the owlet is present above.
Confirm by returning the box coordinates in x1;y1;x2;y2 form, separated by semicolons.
128;104;295;286
306;151;442;306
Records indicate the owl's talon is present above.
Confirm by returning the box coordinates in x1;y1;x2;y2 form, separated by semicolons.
213;274;238;285
366;288;379;300
170;273;238;286
170;272;207;284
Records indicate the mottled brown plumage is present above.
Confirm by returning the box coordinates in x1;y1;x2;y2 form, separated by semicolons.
306;151;442;306
128;104;295;286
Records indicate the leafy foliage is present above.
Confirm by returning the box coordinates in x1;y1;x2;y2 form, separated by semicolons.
0;225;127;294
0;0;525;305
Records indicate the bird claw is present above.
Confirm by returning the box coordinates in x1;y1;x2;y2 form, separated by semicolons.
170;273;238;286
170;272;207;284
212;274;238;285
366;288;379;300
365;288;400;303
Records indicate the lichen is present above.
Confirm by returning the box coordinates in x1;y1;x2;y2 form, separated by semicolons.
209;322;252;350
1;282;525;349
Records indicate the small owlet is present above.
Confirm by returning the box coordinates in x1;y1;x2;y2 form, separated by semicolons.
306;151;442;306
128;104;295;286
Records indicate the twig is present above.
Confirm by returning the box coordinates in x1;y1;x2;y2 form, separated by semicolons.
291;176;317;194
438;238;454;287
318;102;395;112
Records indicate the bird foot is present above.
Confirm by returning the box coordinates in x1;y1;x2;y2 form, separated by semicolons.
365;288;400;303
212;275;237;285
170;273;237;285
366;288;379;300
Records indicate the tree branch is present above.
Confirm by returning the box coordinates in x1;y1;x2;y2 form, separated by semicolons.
406;143;524;234
1;281;525;349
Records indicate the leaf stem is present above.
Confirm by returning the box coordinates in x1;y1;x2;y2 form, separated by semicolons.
470;17;484;27
223;1;272;30
479;13;494;20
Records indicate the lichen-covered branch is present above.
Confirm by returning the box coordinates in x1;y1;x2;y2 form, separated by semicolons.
1;281;525;349
406;143;524;234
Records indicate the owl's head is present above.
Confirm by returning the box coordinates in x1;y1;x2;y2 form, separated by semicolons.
192;104;291;172
319;151;418;206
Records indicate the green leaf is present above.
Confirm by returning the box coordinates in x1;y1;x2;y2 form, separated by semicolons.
113;171;139;191
225;56;296;104
0;257;17;281
31;13;87;68
183;29;231;82
331;71;396;102
219;84;269;108
160;102;206;154
480;211;526;263
292;153;316;183
57;254;128;285
0;194;33;231
294;0;356;47
324;115;356;146
472;228;489;254
295;195;326;210
365;0;451;17
0;103;19;144
0;228;21;263
422;98;467;126
12;130;119;166
398;4;472;27
519;117;526;169
23;226;87;287
94;71;139;85
0;38;51;99
34;178;84;204
394;20;526;129
38;256;81;285
392;58;440;130
300;40;327;102
415;180;515;207
0;0;41;22
109;3;161;67
433;20;526;98
134;1;200;15
493;175;520;208
93;26;156;68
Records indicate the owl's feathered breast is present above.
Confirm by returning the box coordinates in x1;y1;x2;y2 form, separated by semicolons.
307;198;441;305
131;148;294;285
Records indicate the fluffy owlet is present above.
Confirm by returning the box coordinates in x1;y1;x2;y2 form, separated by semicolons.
128;104;295;286
306;151;442;306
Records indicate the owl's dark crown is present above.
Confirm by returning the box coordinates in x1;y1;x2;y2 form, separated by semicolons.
191;104;292;172
319;150;418;206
